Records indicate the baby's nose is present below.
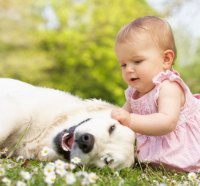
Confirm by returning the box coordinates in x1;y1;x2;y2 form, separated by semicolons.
126;63;135;72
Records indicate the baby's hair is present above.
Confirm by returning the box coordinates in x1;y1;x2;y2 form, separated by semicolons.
116;16;177;61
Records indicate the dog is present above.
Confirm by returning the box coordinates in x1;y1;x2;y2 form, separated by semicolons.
0;78;135;169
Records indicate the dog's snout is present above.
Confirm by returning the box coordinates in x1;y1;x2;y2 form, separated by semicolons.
75;133;94;153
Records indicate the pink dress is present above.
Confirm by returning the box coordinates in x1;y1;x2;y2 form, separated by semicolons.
125;70;200;172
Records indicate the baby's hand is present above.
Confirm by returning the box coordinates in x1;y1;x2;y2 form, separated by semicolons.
111;108;131;127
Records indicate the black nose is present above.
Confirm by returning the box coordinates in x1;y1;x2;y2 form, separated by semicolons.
75;133;94;153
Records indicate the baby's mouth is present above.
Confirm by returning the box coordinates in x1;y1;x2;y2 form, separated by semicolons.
130;78;139;82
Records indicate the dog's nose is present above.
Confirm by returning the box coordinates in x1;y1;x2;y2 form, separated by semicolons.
75;133;94;153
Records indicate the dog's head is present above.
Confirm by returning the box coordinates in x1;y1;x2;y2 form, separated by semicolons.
54;110;135;169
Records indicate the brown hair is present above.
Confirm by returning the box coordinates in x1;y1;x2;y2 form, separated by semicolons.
116;16;177;61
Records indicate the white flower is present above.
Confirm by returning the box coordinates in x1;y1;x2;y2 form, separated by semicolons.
2;177;11;186
44;174;56;185
33;167;38;173
87;172;98;184
80;172;98;185
41;146;52;157
0;167;5;176
56;168;67;177
76;171;88;178
65;172;76;185
46;162;55;168
16;156;24;162
71;157;81;164
171;180;177;184
16;181;26;186
118;178;125;186
188;172;197;181
113;171;120;177
183;181;189;185
81;177;90;186
66;163;76;170
55;159;66;170
6;163;14;169
20;171;31;180
44;163;55;176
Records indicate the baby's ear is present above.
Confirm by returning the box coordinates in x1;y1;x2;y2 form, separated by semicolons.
163;50;175;70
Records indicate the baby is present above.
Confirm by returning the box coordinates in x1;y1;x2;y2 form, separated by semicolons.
111;16;200;172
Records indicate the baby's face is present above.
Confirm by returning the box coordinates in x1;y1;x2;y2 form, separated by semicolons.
115;33;166;97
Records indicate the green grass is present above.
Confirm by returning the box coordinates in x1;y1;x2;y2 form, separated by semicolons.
0;158;199;186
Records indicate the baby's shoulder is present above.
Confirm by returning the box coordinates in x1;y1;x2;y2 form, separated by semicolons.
159;80;184;95
159;79;181;88
158;80;185;106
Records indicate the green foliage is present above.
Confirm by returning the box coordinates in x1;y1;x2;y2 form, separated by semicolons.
2;0;199;104
0;0;155;105
176;38;200;94
36;0;156;105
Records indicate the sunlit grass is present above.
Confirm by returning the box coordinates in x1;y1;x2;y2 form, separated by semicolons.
0;145;199;186
0;157;199;186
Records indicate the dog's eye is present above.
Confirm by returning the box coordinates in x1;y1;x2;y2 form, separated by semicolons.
109;124;115;134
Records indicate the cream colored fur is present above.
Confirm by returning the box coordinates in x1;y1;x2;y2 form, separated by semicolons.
0;78;135;169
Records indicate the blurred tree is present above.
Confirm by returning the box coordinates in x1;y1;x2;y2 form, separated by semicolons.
1;0;199;105
178;38;200;94
37;0;155;104
0;0;52;83
0;0;155;105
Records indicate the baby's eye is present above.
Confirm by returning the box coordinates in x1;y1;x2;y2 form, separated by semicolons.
134;60;142;64
121;64;126;68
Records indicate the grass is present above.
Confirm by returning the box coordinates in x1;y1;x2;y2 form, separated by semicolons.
0;157;199;186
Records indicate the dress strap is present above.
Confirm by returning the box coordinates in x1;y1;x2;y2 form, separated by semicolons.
194;94;200;99
153;70;190;93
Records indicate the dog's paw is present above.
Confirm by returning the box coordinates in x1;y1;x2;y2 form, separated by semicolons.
100;154;114;165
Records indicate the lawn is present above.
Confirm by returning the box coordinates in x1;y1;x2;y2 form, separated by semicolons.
0;157;199;186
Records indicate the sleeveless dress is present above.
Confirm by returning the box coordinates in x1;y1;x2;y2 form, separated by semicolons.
125;70;200;172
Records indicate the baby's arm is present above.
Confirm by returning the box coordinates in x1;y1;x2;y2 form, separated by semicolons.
112;80;185;136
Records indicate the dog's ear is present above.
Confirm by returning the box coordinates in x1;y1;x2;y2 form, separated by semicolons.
85;99;117;111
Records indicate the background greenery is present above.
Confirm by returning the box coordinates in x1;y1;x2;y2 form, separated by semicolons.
0;0;200;106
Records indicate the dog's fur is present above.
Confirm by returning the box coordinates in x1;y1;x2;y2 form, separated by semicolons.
0;78;135;169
